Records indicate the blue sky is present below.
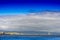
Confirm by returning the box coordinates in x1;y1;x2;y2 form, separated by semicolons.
0;0;60;15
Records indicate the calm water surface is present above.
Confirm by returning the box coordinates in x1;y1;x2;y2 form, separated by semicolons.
0;35;60;40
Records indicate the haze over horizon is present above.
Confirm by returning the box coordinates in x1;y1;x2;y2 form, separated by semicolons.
0;11;60;32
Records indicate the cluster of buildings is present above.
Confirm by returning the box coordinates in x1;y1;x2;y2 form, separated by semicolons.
0;32;22;35
0;32;59;36
0;32;51;35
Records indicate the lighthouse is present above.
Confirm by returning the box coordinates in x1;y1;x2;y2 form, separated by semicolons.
48;32;51;35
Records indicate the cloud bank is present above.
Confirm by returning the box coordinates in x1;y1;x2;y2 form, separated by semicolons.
0;11;60;32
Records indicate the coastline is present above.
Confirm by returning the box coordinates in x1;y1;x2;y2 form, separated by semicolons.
0;35;60;37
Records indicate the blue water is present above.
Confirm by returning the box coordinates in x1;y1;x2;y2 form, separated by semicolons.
0;35;60;40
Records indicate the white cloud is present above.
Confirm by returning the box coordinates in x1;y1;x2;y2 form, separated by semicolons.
0;12;60;32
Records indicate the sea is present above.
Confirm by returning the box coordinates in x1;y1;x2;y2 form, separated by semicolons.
0;35;60;40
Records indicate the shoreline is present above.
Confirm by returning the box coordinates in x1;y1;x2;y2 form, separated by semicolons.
0;35;60;37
